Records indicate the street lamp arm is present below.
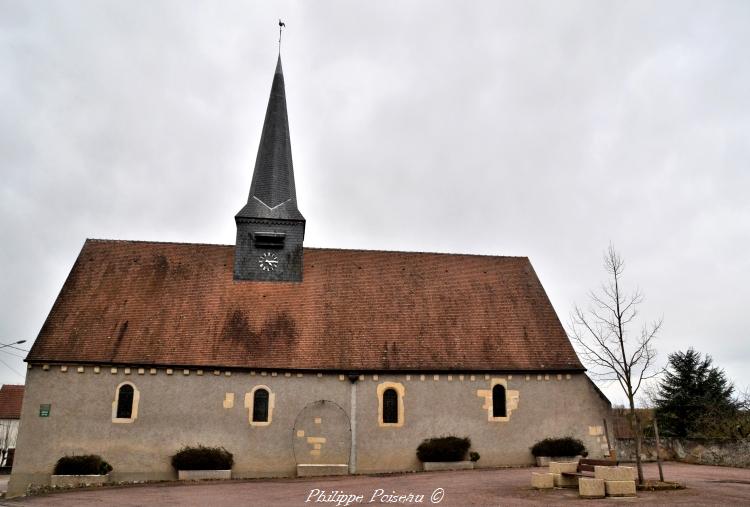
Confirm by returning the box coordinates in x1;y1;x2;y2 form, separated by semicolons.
0;340;27;350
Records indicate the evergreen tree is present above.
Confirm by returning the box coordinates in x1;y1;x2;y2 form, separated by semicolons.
654;348;738;437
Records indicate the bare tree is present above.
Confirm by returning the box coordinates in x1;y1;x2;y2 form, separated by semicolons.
569;244;662;484
733;386;750;438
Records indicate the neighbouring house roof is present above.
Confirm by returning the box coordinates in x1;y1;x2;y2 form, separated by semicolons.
26;239;584;372
611;407;655;439
0;385;24;419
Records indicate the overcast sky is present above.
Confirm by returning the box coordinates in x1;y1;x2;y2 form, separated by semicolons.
1;1;748;405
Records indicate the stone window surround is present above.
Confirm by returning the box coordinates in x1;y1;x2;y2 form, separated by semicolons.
245;385;275;427
376;381;405;428
488;378;509;422
111;381;140;424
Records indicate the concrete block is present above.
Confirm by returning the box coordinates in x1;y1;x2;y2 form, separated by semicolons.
536;455;580;466
605;480;637;497
423;461;474;471
178;470;231;480
578;477;605;499
296;464;349;477
549;461;579;474
553;473;579;488
531;472;554;489
535;456;551;467
594;466;635;481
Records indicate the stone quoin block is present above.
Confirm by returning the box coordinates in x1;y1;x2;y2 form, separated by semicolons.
604;480;637;497
578;477;605;499
594;465;635;481
553;473;579;488
549;461;579;474
531;472;554;489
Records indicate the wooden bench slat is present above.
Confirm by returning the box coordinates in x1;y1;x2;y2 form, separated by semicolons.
580;459;618;466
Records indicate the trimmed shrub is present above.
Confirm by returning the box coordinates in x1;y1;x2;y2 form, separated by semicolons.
530;437;587;457
53;455;113;475
171;445;234;471
416;436;471;462
469;451;480;462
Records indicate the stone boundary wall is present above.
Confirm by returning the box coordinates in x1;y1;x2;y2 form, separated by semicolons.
615;438;750;468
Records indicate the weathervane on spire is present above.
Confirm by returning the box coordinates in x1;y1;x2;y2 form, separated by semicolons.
278;19;285;53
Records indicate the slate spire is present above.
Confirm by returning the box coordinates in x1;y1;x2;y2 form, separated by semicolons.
236;56;305;221
233;55;305;282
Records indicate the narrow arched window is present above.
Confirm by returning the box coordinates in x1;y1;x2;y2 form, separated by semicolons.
253;388;269;422
383;388;398;424
116;384;134;419
492;384;506;418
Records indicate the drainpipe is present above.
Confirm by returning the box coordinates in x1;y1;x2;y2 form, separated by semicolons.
347;373;359;474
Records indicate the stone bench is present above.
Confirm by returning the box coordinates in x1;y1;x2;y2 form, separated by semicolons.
575;464;636;498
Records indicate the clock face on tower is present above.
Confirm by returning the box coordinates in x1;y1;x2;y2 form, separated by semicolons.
258;252;280;272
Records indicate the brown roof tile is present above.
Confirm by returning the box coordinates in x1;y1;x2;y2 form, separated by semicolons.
0;384;24;419
26;239;583;372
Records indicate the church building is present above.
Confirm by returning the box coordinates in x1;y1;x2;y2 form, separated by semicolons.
8;56;611;497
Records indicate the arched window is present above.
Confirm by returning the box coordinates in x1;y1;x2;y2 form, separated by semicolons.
116;384;134;418
492;384;506;418
112;382;139;423
382;388;398;424
252;388;269;422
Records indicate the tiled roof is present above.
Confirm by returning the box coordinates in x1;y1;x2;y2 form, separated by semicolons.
0;384;24;419
27;239;583;372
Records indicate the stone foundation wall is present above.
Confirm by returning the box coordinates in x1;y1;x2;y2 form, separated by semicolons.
615;438;750;468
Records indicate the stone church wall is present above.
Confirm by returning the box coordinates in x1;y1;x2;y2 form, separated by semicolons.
8;366;610;497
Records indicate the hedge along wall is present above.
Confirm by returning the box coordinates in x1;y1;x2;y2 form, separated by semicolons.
615;438;750;468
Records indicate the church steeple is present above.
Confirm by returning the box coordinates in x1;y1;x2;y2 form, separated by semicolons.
234;56;306;282
236;56;304;221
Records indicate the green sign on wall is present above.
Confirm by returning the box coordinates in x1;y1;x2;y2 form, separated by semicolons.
39;404;50;417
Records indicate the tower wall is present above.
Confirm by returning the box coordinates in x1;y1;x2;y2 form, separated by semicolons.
234;219;305;282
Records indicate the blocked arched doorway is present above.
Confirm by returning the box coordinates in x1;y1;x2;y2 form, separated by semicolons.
292;400;351;475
